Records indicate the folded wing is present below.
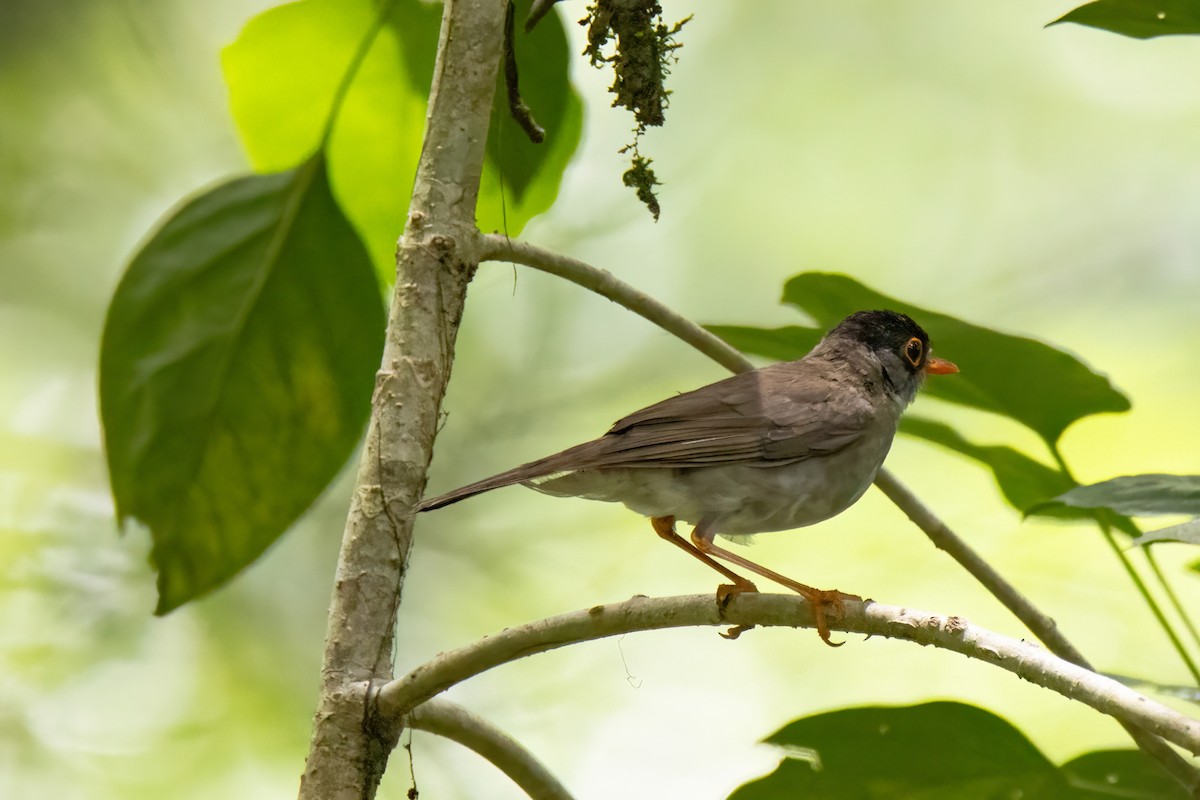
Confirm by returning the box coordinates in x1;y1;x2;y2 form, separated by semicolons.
417;360;874;511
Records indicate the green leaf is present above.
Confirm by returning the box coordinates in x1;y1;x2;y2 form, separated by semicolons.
1061;749;1189;798
100;156;385;613
898;417;1082;518
1035;474;1200;517
727;702;1066;799
481;0;580;208
1135;518;1200;547
223;0;581;278
1050;0;1200;39
727;703;1184;800
703;325;822;364
778;273;1130;446
223;0;426;279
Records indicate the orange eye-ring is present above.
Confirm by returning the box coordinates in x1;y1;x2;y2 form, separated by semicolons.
903;336;924;367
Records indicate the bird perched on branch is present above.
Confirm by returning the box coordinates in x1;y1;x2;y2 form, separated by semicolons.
418;310;958;645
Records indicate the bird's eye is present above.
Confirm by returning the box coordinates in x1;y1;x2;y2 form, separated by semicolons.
903;337;924;367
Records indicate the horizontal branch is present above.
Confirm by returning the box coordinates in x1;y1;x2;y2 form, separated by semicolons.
408;698;574;800
377;593;1200;756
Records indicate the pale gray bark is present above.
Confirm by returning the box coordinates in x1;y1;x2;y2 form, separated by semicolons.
409;698;575;800
298;1;506;797
380;594;1200;758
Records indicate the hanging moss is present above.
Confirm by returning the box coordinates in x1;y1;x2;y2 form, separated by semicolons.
581;0;690;219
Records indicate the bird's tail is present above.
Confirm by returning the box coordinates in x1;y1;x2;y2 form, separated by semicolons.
415;441;596;512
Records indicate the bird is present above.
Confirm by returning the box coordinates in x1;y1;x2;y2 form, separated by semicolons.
417;310;958;645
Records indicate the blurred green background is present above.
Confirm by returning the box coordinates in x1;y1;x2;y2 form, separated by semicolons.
3;0;1200;797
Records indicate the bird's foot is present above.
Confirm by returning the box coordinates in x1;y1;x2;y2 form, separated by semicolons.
715;576;759;608
715;577;759;639
798;588;862;648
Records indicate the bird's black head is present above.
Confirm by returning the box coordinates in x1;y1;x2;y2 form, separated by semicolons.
828;310;932;374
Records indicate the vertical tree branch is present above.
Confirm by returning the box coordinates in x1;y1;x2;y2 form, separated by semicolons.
298;1;507;798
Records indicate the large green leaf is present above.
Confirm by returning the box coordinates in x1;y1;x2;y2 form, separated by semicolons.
755;273;1130;447
100;156;385;613
898;417;1082;518
1051;0;1200;39
898;418;1140;533
1035;474;1200;517
728;702;1062;799
222;0;581;278
480;0;582;213
1061;749;1189;798
703;325;823;365
727;702;1184;799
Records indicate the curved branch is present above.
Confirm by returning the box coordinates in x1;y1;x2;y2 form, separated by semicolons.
871;470;1085;661
478;234;755;375
377;594;1200;756
872;470;1200;790
408;698;574;800
474;234;1200;792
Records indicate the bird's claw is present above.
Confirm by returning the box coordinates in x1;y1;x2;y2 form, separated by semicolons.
720;624;756;640
802;589;862;648
716;578;759;610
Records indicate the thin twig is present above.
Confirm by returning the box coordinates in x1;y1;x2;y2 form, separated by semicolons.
377;594;1200;761
407;698;574;800
504;1;545;143
478;234;754;374
1147;547;1200;653
524;0;559;32
871;471;1084;660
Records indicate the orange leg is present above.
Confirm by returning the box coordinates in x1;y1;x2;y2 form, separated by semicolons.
651;516;759;602
689;520;861;648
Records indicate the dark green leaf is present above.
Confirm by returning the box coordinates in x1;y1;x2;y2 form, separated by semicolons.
780;273;1130;446
100;156;385;613
1135;518;1200;547
728;702;1066;800
703;324;822;364
223;0;581;278
1051;0;1200;39
1035;474;1200;517
898;417;1083;518
1061;749;1189;798
483;0;577;205
728;703;1183;800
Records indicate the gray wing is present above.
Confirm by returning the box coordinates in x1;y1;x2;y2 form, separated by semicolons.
591;360;873;468
418;360;874;511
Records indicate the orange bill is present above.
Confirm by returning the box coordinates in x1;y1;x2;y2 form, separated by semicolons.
926;356;959;375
